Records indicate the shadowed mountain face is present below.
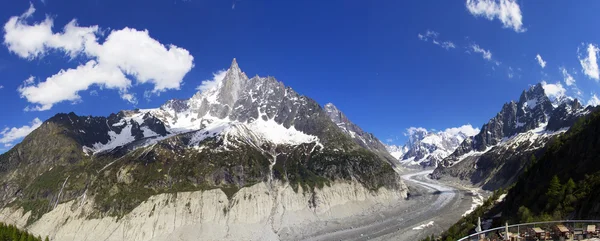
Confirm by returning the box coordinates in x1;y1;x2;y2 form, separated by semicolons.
432;83;592;190
0;59;402;223
323;103;398;165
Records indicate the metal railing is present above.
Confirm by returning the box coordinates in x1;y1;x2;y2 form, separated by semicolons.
458;220;600;241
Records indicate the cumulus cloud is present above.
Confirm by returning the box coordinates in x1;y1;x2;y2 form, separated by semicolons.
578;43;600;81
541;81;567;102
466;0;526;33
418;30;455;50
470;44;493;61
4;4;195;111
587;94;600;107
405;127;428;136
405;125;479;139
196;70;227;92
535;54;546;68
443;124;480;137
4;4;98;60
560;67;576;86
19;61;133;111
0;118;42;146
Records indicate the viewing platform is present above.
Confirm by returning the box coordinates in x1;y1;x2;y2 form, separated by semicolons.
458;220;600;241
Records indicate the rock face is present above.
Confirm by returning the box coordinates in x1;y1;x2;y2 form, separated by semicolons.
323;103;398;164
1;181;406;241
0;59;405;240
432;83;592;190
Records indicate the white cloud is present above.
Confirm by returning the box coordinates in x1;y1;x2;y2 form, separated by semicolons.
19;60;132;111
23;76;35;85
196;70;227;92
443;124;480;137
418;30;455;50
439;41;456;50
470;44;492;60
560;67;576;86
465;0;526;33
405;127;428;136
578;43;600;81
507;66;514;78
0;117;42;145
417;30;439;41
535;54;546;68
4;5;195;111
587;94;600;106
541;81;566;101
4;4;98;60
89;90;98;96
0;85;3;89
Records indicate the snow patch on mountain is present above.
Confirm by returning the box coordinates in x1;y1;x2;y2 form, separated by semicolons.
188;114;318;148
91;125;137;153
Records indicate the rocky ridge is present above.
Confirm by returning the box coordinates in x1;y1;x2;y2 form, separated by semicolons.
431;83;592;189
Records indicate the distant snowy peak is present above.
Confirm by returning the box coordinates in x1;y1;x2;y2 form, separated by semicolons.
385;144;408;159
395;125;479;167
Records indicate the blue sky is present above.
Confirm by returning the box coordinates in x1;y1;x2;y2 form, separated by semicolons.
1;0;600;152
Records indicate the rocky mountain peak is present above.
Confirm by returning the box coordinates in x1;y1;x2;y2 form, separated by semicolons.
324;103;346;124
406;128;428;148
517;83;552;112
216;58;249;108
230;57;239;69
438;82;587;170
520;83;545;100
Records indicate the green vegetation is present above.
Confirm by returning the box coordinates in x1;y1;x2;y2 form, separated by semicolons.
502;109;600;222
0;222;46;241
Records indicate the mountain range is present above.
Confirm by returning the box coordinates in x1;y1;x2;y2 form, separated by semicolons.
0;59;406;240
385;125;480;168
431;83;593;189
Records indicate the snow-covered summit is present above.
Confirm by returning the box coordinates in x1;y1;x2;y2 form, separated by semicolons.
80;59;326;154
394;125;480;167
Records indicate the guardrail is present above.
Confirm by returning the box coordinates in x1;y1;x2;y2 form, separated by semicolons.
458;220;600;241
